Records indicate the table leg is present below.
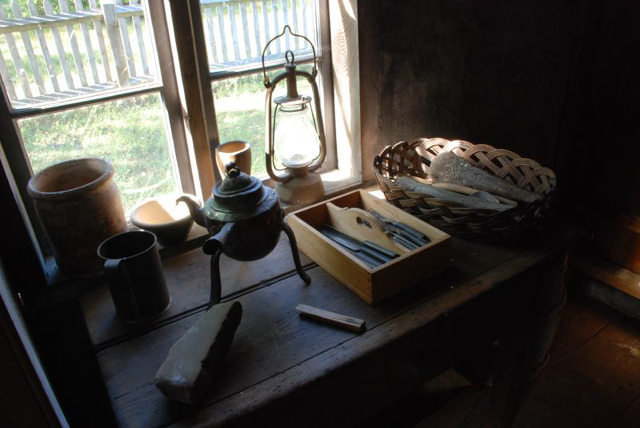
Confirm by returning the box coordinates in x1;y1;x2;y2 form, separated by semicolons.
282;219;311;285
488;252;567;427
202;223;234;308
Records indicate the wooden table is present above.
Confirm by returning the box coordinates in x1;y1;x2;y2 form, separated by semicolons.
79;230;566;428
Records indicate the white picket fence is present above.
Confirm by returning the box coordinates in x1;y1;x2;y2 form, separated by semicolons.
0;0;315;108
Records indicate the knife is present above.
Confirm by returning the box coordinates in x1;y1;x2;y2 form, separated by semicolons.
367;210;431;247
320;226;396;267
328;225;399;260
390;232;420;251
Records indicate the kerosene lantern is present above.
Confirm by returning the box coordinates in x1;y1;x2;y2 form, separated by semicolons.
262;25;327;205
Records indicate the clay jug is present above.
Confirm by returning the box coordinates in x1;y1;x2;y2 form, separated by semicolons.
28;158;127;278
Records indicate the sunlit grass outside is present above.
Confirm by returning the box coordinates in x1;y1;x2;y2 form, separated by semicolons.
18;69;317;213
19;89;268;213
19;93;179;212
213;73;267;180
19;70;315;214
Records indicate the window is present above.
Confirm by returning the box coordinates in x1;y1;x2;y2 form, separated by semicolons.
202;0;334;178
0;0;360;274
0;0;191;256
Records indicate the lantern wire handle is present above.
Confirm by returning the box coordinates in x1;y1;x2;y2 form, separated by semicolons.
261;25;318;88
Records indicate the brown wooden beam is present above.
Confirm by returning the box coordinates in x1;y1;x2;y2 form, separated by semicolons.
166;0;220;199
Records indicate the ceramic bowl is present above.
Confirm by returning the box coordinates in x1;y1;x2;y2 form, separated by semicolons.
130;194;195;246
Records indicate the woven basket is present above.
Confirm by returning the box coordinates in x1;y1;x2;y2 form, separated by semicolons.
372;137;557;243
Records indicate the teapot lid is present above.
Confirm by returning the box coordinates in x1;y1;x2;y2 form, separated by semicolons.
211;163;264;212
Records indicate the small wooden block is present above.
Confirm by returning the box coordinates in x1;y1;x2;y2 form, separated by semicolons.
296;304;366;333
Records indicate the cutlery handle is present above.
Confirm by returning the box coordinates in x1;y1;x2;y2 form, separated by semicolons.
394;221;429;242
320;226;382;268
368;209;431;247
360;244;392;265
363;240;399;260
355;250;382;269
391;233;420;251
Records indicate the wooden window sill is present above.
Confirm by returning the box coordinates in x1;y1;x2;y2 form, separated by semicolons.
41;171;363;293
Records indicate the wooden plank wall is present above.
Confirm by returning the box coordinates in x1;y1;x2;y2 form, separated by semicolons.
357;0;595;182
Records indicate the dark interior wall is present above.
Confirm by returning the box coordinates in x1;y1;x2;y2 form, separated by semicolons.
563;0;640;224
359;0;595;185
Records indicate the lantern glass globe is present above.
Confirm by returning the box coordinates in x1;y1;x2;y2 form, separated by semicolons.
274;102;320;169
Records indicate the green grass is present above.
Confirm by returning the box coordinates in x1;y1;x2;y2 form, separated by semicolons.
21;94;178;211
18;68;319;213
20;88;269;213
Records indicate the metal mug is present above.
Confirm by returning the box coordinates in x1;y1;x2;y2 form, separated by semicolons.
98;230;171;323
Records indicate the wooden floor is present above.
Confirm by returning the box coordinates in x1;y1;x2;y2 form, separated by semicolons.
360;289;640;428
509;294;640;428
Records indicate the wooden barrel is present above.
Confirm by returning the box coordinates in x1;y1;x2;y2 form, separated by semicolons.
28;158;127;278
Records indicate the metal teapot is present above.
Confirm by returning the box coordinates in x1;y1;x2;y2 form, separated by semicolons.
178;163;310;306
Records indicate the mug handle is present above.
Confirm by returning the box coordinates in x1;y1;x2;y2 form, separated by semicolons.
104;258;140;321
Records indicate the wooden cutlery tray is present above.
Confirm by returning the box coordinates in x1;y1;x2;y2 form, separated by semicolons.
288;188;452;304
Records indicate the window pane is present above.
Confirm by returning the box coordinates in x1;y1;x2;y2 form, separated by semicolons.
0;1;160;110
18;93;179;213
200;0;319;73
212;74;265;176
212;67;315;178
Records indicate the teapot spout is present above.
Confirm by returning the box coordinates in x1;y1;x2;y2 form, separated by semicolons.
177;195;208;228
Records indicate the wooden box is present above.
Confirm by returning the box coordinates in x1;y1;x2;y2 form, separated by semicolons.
288;188;452;304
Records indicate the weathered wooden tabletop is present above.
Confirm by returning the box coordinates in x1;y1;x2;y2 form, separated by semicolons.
79;231;556;428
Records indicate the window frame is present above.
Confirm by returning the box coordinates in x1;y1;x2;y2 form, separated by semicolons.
0;0;361;280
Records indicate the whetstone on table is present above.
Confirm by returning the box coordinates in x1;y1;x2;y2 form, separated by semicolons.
155;300;242;405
